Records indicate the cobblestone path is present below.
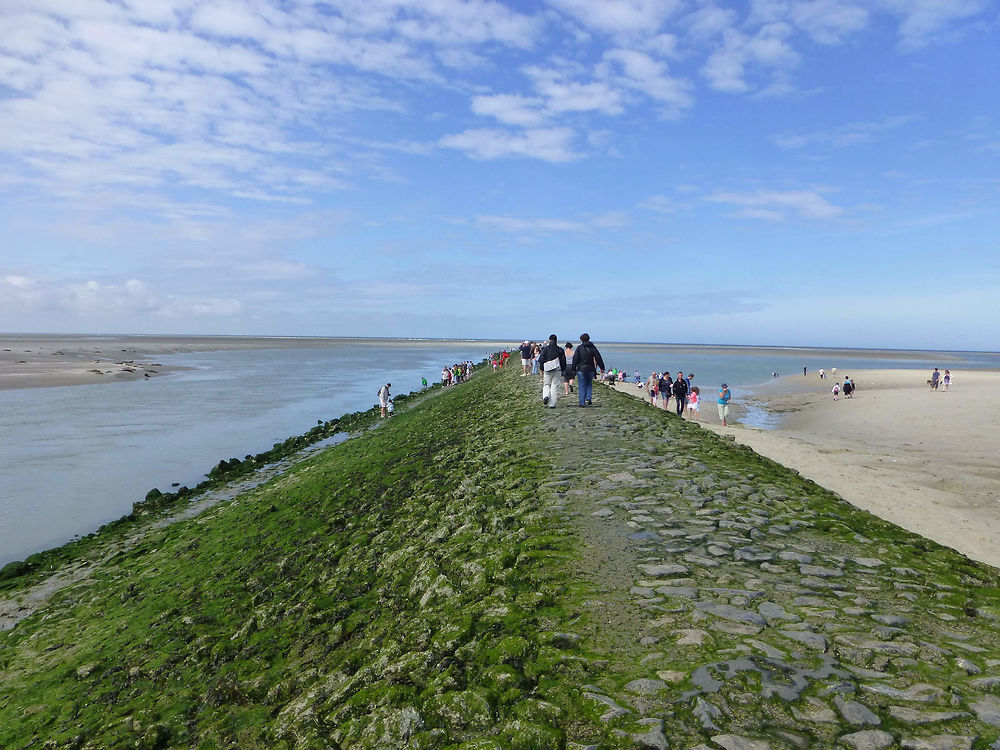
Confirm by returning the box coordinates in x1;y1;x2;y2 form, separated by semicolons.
524;376;1000;750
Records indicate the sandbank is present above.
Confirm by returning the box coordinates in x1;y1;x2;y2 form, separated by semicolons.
0;334;193;390
614;369;1000;568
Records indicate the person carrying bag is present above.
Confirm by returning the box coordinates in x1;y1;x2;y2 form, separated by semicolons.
538;334;566;408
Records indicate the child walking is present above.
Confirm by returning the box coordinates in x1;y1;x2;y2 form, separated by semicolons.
687;386;700;419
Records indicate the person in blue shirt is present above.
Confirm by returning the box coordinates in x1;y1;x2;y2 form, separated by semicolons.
717;383;731;427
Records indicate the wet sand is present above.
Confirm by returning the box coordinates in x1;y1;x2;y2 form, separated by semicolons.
617;370;1000;568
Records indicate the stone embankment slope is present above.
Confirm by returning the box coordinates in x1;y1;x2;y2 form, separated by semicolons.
1;366;1000;749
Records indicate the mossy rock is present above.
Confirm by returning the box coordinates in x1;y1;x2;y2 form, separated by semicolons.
0;560;33;581
491;635;531;666
426;689;494;731
498;719;563;750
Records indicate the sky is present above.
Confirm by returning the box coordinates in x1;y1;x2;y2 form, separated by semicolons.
1;0;998;350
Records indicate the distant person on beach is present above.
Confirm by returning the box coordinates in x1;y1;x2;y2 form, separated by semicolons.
842;378;853;398
832;382;840;400
688;386;700;418
818;368;825;379
804;365;807;376
672;371;689;416
571;333;605;407
930;368;940;390
378;382;391;418
717;384;731;426
943;370;951;391
538;334;566;409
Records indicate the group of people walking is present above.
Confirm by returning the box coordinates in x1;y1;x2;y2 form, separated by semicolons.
642;371;698;417
520;333;605;408
831;376;856;400
442;361;474;386
929;368;952;391
521;335;733;423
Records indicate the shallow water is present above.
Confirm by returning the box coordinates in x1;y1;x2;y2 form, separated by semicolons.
2;339;996;565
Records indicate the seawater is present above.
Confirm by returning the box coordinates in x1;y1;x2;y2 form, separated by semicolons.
2;339;997;565
0;339;498;565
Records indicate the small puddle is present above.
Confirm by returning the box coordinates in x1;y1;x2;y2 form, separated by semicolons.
737;401;782;430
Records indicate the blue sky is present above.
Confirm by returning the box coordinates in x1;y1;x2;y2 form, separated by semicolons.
1;0;998;349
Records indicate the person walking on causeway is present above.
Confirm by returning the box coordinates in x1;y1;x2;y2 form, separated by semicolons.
538;334;566;408
571;333;605;407
672;371;689;416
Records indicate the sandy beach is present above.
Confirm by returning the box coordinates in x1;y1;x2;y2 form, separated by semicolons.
617;369;1000;568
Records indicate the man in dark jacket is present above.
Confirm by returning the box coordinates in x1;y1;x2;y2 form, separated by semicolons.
672;370;689;416
570;333;605;407
538;334;566;408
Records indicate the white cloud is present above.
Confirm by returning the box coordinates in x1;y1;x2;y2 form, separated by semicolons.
471;94;549;127
523;65;627;115
600;48;692;114
187;1;277;40
682;3;738;41
547;0;683;36
439;127;580;162
463;47;692;158
3;274;35;288
702;24;799;93
708;189;844;220
774;116;918;149
879;0;990;51
476;211;628;232
0;0;544;211
789;0;870;44
749;0;869;44
384;0;542;48
748;0;987;51
638;195;676;214
0;273;243;320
